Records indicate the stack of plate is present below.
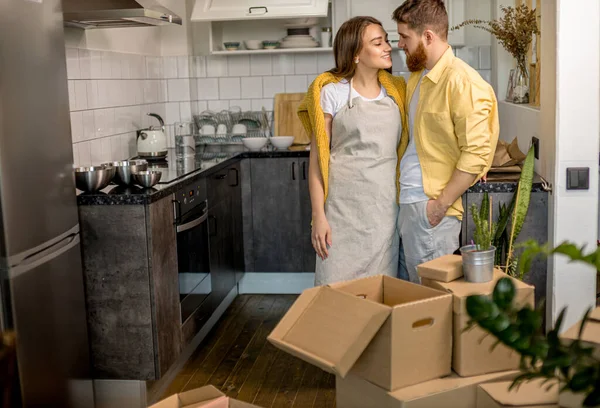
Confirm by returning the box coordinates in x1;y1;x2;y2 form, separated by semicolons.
280;34;319;48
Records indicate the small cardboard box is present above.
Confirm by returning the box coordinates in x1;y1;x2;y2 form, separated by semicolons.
417;255;463;282
477;379;559;408
267;274;453;391
335;370;519;408
149;386;261;408
421;269;534;377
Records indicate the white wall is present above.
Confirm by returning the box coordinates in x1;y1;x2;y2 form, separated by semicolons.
542;0;599;331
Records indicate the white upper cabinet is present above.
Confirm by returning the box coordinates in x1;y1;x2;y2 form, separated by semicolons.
191;0;330;22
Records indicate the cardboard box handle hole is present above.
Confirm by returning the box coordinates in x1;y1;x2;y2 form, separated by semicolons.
412;317;434;329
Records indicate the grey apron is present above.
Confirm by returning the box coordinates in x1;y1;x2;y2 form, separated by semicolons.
315;80;401;286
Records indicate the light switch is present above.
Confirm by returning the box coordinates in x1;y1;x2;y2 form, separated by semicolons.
566;167;589;190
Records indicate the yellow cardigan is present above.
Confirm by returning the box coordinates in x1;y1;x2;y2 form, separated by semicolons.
297;71;409;203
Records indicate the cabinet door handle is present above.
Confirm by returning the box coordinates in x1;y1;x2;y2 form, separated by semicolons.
209;215;217;237
302;161;307;180
291;162;296;181
215;174;227;180
248;6;268;15
228;168;239;187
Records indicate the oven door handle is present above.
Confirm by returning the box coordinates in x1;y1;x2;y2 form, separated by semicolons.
176;210;208;233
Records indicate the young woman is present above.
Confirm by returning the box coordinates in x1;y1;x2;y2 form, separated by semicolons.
297;16;409;285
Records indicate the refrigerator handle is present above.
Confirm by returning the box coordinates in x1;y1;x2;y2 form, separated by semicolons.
10;234;80;280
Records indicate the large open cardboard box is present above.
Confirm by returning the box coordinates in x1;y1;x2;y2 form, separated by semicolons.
149;386;261;408
267;274;453;391
336;370;519;408
477;379;559;408
421;269;534;377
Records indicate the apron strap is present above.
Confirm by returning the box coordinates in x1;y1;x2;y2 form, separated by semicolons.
348;77;354;109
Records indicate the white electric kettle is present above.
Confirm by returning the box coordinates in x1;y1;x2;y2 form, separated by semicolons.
137;113;167;159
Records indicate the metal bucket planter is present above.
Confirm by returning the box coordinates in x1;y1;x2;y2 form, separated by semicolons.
460;245;496;283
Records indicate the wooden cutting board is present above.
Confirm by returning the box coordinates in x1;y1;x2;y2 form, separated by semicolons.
274;93;311;145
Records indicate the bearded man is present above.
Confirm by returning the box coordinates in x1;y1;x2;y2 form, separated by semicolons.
393;0;499;282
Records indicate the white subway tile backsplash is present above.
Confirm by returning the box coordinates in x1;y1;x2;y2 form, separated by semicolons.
72;144;79;166
178;56;190;78
120;55;131;79
144;80;160;103
195;101;208;114
272;55;295;75
66;49;80;80
78;142;91;166
262;75;285;98
94;108;115;138
193;56;207;78
250;55;272;76
79;49;92;79
111;135;125;161
70;112;83;143
479;46;491;70
219;77;241;99
229;99;252;111
114;107;130;134
317;53;335;73
228;55;250;77
306;73;318;85
101;52;113;79
179;102;192;122
207;56;228;77
294;54;318;74
90;50;103;79
86;80;99;109
285;75;307;93
251;99;273;111
68;81;75;111
110;53;122;79
163;56;178;78
456;47;479;70
197;78;219;100
101;137;113;163
168;79;191;102
90;139;104;165
82;111;96;141
130;55;146;79
165;102;181;124
146;56;162;79
121;133;137;158
241;77;263;99
208;100;230;111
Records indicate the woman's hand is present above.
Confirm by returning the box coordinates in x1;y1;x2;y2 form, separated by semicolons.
311;214;332;260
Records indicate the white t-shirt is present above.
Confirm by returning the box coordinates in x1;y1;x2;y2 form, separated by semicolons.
399;70;429;204
320;79;388;117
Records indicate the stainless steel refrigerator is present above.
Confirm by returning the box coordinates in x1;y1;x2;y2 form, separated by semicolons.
0;0;94;406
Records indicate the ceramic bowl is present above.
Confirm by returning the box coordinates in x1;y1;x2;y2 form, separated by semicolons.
244;40;263;50
270;136;294;150
242;137;268;152
262;40;279;50
223;42;240;51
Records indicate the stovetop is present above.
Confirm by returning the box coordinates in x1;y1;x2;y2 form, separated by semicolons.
130;151;237;184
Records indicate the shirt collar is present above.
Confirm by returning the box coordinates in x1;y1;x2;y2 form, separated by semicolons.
424;46;454;84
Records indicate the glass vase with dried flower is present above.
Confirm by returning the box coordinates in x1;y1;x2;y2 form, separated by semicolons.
451;4;539;104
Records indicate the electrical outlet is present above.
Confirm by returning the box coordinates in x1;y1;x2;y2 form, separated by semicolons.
531;136;540;160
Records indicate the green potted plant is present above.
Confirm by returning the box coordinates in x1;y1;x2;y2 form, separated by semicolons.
465;240;600;406
461;197;497;283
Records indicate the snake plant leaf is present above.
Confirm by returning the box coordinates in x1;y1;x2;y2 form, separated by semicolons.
507;145;536;264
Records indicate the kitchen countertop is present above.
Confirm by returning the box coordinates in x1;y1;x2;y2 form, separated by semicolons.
77;149;548;206
76;149;310;206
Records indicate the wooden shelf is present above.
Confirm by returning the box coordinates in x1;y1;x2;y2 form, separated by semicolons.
211;47;333;55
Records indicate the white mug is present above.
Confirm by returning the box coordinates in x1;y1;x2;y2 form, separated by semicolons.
216;124;227;135
200;125;216;136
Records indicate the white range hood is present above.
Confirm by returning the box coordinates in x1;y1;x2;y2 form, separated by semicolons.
190;0;329;22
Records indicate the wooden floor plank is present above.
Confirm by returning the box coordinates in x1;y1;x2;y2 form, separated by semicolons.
233;342;280;404
271;357;309;408
313;371;336;408
291;364;325;408
222;295;296;399
205;297;278;390
251;349;299;407
182;295;272;391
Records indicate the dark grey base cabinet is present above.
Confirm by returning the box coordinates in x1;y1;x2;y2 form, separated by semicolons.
79;197;180;381
245;157;314;273
462;191;548;305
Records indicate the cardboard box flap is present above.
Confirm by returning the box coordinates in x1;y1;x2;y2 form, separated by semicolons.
422;269;534;314
416;255;464;282
478;379;558;406
149;386;225;408
267;285;390;376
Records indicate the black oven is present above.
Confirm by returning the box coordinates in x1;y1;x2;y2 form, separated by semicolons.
173;179;211;324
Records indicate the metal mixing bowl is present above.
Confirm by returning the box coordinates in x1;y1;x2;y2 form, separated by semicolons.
112;160;148;185
100;162;116;182
133;170;162;188
74;166;113;192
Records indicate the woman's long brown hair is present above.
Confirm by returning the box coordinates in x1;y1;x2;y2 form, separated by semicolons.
329;16;392;79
